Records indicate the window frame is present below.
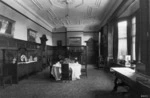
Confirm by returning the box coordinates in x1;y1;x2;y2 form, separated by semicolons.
117;20;128;60
131;16;136;61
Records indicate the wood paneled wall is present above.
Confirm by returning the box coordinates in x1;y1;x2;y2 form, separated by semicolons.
0;35;54;83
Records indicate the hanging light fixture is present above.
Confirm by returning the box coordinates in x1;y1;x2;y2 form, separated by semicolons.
57;0;74;18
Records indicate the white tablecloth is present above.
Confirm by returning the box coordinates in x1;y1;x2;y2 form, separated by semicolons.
51;62;81;81
51;62;61;80
69;62;81;80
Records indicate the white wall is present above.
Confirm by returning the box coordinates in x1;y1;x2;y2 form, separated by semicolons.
0;2;53;45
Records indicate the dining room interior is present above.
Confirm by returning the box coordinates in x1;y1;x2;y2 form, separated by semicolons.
0;0;150;98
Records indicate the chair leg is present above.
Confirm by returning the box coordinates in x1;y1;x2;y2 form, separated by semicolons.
10;76;12;86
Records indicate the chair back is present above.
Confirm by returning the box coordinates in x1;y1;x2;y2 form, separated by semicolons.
61;64;70;80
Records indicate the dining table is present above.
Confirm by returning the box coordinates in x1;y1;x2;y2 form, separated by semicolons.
51;60;82;81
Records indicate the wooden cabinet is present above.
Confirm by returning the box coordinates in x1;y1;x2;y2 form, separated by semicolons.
86;38;98;65
17;61;41;78
0;36;43;84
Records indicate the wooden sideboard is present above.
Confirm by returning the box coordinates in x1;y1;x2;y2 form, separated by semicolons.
0;35;44;84
17;61;42;78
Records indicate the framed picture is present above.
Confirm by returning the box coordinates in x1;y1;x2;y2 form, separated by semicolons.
0;15;15;36
27;28;37;42
68;37;81;46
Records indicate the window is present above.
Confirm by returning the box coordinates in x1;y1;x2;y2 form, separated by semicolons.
131;17;136;60
117;21;127;60
0;15;15;36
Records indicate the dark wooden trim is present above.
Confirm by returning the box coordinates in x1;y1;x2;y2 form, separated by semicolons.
52;31;99;33
116;17;129;23
67;31;98;33
65;32;67;46
127;19;132;55
67;31;84;32
84;31;99;33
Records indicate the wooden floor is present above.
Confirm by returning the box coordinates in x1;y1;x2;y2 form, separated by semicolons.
0;65;128;98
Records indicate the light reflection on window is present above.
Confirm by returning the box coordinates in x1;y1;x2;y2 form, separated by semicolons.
0;19;9;33
118;21;127;60
131;17;136;60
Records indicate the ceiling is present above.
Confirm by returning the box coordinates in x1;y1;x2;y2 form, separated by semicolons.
2;0;124;32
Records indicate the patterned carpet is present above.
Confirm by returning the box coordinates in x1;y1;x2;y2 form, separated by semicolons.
0;65;127;98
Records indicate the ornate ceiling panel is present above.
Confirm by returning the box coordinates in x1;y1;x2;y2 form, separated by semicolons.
3;0;124;31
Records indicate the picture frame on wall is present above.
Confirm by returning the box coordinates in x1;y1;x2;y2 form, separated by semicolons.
27;28;37;42
68;37;81;46
0;15;15;37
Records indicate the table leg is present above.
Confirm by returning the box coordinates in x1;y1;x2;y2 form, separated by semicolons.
113;77;118;91
112;76;128;92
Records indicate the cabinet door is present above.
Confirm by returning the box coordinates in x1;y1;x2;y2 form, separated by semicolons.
87;40;98;64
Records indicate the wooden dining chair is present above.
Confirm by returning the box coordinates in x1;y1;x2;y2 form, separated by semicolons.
81;63;87;77
61;64;72;81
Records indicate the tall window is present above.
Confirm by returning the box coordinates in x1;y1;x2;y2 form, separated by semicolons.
117;21;127;59
131;17;136;60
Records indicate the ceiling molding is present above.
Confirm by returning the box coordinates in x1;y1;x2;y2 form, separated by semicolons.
51;0;68;8
48;0;53;6
47;9;57;19
87;6;92;17
116;0;135;18
51;0;84;8
119;0;139;18
67;25;85;31
107;0;136;23
1;0;125;32
47;14;55;25
2;0;54;31
100;0;124;28
31;0;43;10
75;0;84;8
95;0;101;7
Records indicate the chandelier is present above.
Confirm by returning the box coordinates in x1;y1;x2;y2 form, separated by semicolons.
57;0;73;18
57;0;74;5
